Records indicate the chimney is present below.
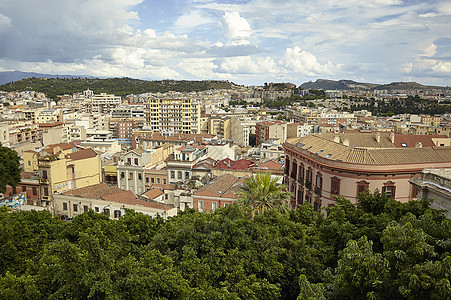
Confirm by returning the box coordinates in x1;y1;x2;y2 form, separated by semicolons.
376;132;381;143
343;138;350;146
415;142;423;148
333;136;340;143
390;131;395;144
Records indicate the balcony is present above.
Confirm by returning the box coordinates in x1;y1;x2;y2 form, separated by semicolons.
290;172;297;180
305;181;312;190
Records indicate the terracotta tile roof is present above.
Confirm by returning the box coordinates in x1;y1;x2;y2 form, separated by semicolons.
102;190;172;210
194;174;242;198
287;135;451;165
62;183;123;199
66;148;97;161
215;158;255;170
394;134;447;147
149;183;176;191
254;160;283;170
143;188;164;200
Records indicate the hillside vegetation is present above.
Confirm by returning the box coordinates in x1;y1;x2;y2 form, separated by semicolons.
0;77;236;99
1;192;450;299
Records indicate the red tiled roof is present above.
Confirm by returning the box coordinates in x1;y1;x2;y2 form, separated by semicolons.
66;148;97;161
102;190;172;210
394;134;447;148
143;188;164;200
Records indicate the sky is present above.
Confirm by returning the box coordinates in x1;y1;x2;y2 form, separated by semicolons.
0;0;450;86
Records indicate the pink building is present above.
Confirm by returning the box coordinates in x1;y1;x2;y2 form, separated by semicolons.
283;132;451;211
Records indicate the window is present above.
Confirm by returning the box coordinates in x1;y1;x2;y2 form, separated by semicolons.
157;178;161;184
120;172;125;179
198;200;204;212
95;207;99;212
382;181;396;199
42;170;48;179
32;187;37;195
43;186;49;196
73;203;78;212
104;208;110;216
114;210;121;218
163;179;167;184
83;205;89;212
28;161;31;166
129;172;133;180
12;186;16;194
138;173;142;181
170;171;175;179
357;181;369;198
134;158;138;165
146;177;149;183
63;202;68;210
331;177;340;195
151;177;155;183
22;186;26;192
212;202;218;211
185;171;190;179
177;171;182;179
127;158;132;165
316;174;322;189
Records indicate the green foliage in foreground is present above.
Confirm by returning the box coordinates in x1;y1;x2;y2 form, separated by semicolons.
0;193;450;300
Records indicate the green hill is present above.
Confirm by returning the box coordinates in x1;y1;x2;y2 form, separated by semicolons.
0;77;237;100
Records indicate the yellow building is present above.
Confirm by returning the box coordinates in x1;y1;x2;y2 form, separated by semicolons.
38;147;101;206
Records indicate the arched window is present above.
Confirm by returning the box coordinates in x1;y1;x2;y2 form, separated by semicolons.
382;181;396;199
356;180;369;198
331;177;340;195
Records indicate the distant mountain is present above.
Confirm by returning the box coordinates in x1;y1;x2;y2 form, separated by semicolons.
372;81;446;91
300;79;378;90
299;79;448;91
0;71;95;85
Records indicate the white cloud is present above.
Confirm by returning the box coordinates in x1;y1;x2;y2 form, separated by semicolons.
173;10;213;32
177;58;218;78
424;43;437;57
280;47;341;76
220;56;278;74
222;12;252;45
111;47;146;69
401;62;413;73
0;13;11;29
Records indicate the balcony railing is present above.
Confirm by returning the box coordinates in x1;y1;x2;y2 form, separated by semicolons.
305;181;312;190
290;172;297;180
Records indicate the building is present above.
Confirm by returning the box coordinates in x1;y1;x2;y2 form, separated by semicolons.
409;168;451;218
283;132;451;211
38;146;101;206
54;183;176;219
193;174;244;213
4;171;40;205
87;93;122;114
256;120;288;146
146;98;201;135
167;145;208;183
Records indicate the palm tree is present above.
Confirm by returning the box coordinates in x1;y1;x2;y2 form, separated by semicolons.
236;172;292;218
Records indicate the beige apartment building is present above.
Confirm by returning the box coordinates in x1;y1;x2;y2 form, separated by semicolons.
146;98;201;135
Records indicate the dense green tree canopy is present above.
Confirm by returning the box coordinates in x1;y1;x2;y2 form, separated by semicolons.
0;146;21;193
0;192;450;299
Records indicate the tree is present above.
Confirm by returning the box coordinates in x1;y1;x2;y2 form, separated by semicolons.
236;172;292;218
0;146;21;193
